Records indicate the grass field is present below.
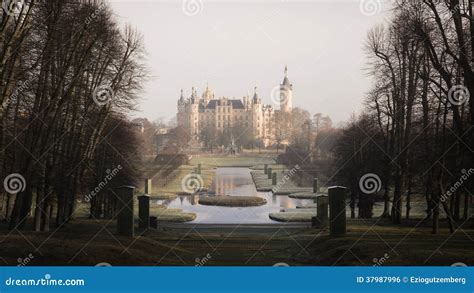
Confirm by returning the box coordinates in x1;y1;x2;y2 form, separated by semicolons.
0;218;472;266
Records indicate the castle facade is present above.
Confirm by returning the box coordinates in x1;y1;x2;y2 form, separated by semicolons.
177;67;293;147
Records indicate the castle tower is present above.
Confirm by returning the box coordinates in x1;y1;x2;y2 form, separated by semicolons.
177;89;186;127
280;65;293;113
202;83;214;106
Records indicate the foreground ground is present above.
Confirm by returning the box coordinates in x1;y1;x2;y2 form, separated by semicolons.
1;153;472;266
0;218;472;266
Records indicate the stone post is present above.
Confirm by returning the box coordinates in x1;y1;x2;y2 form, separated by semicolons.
328;186;347;236
197;163;202;174
138;194;150;229
312;195;328;228
313;178;319;193
267;168;272;179
116;186;135;237
264;164;268;175
272;172;277;186
144;179;152;194
149;216;158;229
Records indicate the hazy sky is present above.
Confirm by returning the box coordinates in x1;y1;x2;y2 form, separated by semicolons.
108;0;391;124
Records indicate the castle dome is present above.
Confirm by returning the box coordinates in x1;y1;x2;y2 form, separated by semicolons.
202;84;214;100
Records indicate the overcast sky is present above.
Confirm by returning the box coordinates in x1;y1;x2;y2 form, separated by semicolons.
108;0;392;125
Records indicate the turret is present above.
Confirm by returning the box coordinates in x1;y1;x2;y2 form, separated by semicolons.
190;86;199;104
178;89;185;105
202;83;214;106
280;65;293;113
252;86;261;105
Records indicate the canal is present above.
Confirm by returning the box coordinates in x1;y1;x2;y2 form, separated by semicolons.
157;167;312;224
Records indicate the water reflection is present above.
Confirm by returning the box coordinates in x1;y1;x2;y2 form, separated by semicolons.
155;167;312;224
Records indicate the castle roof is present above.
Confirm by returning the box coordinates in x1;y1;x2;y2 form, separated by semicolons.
282;65;291;86
205;99;245;110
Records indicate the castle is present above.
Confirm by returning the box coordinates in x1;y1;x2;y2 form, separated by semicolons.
177;66;293;147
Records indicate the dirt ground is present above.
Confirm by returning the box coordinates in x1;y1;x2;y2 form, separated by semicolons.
0;218;472;266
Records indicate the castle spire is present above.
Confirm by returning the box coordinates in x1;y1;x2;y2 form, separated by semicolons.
178;89;185;104
253;86;259;103
284;65;288;77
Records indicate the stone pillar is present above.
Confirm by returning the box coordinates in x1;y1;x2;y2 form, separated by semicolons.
328;186;347;236
312;195;328;228
264;164;268;175
116;186;135;237
313;178;319;193
138;194;150;229
144;179;152;194
149;216;158;229
272;173;277;186
267;168;272;179
197;163;202;174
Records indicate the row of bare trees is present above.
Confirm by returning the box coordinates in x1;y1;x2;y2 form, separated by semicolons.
332;0;473;233
1;1;146;231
